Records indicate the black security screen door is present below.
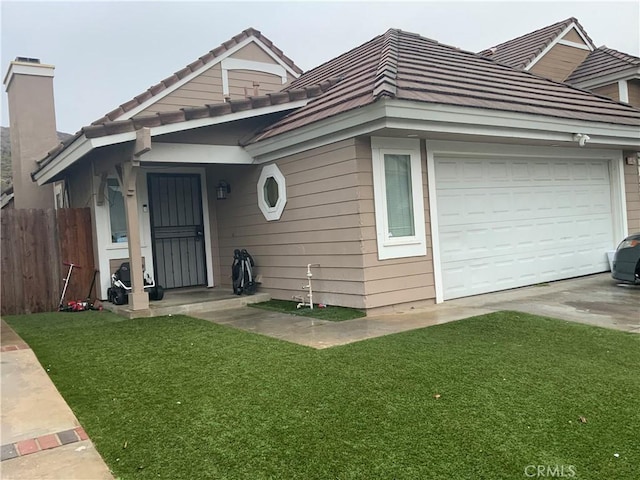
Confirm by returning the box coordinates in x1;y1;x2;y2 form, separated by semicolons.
148;173;207;289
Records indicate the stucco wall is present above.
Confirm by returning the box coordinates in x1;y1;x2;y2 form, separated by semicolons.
135;42;291;117
623;152;640;234
358;138;435;310
592;83;620;102
215;139;369;308
627;79;640;108
529;44;590;82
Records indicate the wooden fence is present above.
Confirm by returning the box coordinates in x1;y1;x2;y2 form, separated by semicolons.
1;208;95;315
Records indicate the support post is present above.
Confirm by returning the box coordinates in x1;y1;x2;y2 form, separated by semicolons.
115;128;152;311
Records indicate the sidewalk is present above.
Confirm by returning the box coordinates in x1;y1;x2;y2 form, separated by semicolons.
1;320;113;479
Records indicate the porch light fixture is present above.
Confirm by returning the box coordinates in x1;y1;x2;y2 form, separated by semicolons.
216;180;231;200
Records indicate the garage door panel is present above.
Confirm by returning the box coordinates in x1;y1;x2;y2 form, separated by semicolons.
438;186;610;226
443;246;609;299
440;214;612;264
435;154;614;300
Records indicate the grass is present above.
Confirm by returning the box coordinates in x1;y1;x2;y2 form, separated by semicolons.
249;299;366;321
5;311;639;480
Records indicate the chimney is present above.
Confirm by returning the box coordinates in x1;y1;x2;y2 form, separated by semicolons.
3;57;57;209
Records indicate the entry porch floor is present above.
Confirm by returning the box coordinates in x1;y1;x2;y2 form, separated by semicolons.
102;287;270;319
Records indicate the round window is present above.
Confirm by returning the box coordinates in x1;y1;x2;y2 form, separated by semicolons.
263;176;279;208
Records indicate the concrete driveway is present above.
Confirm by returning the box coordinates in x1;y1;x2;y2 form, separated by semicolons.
447;273;640;333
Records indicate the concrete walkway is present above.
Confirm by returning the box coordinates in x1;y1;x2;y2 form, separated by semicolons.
192;274;640;348
1;320;113;479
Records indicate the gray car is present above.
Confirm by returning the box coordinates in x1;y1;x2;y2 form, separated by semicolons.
612;233;640;284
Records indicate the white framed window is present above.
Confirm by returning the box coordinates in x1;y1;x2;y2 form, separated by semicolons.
107;178;127;243
371;137;427;260
257;164;287;221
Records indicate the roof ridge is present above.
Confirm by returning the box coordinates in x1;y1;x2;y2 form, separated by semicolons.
92;27;303;125
478;17;595;70
479;17;574;54
373;29;400;99
598;45;640;64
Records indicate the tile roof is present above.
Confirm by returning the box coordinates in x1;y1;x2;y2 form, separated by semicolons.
566;46;640;84
91;28;303;124
34;27;640;179
249;29;640;143
478;17;594;70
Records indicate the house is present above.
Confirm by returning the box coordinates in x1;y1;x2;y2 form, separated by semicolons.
5;26;640;314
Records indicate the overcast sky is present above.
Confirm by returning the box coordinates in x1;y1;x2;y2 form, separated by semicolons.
2;0;639;133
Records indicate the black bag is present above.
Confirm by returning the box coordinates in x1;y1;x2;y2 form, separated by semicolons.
232;249;256;295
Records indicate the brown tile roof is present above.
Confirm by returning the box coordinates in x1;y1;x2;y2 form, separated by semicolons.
33;79;342;173
91;28;303;124
478;17;595;70
249;29;640;143
34;28;640;180
566;47;640;84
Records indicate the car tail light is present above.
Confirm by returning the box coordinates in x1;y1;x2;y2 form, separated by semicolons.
617;239;639;250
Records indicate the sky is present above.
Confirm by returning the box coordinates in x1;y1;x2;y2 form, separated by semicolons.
1;0;639;134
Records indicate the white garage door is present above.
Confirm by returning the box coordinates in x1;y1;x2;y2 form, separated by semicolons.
436;154;614;300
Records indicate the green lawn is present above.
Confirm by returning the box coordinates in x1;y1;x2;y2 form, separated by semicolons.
5;311;639;480
250;299;366;321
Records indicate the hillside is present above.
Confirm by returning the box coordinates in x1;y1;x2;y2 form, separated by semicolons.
1;126;73;191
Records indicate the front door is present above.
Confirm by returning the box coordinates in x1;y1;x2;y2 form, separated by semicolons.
148;173;207;289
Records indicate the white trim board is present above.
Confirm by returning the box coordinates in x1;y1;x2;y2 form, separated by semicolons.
142;143;253;164
246;98;640;163
370;137;427;260
618;80;629;103
557;39;591;51
221;58;287;95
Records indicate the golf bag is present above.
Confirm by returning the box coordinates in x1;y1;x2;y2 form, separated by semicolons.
107;262;164;305
232;249;256;295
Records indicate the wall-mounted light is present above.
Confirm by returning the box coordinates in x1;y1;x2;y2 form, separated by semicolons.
216;180;231;200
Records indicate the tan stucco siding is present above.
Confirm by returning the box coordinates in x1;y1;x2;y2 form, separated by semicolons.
561;28;588;45
230;42;279;63
623;154;640;234
136;64;225;117
529;44;590;82
227;70;285;100
627;79;640;107
360;138;435;310
215;139;368;308
591;83;620;102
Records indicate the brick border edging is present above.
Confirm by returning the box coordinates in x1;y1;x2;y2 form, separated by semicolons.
1;343;30;352
1;427;89;461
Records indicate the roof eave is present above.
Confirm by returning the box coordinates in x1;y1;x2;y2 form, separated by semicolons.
568;66;640;90
32;99;312;185
245;98;640;163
